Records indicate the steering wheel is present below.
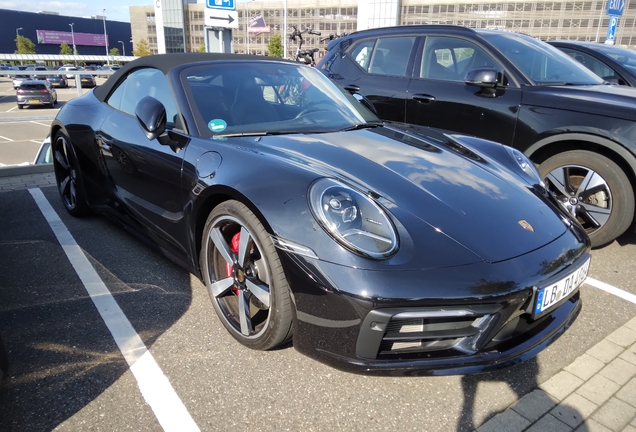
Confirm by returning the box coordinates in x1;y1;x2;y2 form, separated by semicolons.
295;102;333;118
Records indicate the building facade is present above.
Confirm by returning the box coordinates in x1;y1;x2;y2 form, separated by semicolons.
129;0;636;60
0;9;132;59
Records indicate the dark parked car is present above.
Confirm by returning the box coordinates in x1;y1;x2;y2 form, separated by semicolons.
16;79;57;109
548;40;636;87
319;25;636;247
46;75;68;88
51;53;590;375
31;66;49;80
78;74;96;88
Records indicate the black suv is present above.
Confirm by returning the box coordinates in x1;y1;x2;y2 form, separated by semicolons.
319;25;636;247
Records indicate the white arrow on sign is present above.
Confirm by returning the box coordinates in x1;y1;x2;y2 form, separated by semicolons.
205;8;239;28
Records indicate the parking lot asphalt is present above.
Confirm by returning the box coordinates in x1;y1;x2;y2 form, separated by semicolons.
1;75;636;431
0;169;634;432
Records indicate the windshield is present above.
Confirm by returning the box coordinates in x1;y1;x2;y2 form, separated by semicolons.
479;31;603;85
594;44;636;74
182;61;379;137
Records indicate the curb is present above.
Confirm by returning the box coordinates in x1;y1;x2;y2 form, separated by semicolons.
0;164;53;178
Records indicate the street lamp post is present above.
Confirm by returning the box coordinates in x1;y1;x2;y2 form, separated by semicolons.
69;23;77;61
118;40;125;57
16;28;23;65
102;9;109;65
241;0;256;54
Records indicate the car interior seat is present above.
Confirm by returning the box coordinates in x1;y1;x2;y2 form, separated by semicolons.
230;78;280;125
369;50;386;74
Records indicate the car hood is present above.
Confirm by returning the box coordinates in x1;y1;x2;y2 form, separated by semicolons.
522;84;636;120
256;125;569;263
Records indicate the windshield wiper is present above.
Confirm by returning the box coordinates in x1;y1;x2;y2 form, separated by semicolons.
536;81;578;86
213;131;291;138
339;122;383;132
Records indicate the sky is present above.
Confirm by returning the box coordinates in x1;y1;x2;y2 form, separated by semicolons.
0;0;156;23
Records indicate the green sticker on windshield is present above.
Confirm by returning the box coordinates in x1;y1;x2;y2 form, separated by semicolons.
208;119;227;133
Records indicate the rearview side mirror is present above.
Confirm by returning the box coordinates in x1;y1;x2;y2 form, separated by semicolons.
464;67;499;88
135;96;166;141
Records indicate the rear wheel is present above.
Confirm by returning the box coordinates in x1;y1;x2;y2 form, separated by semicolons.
17;104;23;110
53;131;90;217
200;200;293;350
538;150;634;247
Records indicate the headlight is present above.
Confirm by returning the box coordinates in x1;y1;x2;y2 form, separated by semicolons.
309;178;398;259
506;147;545;188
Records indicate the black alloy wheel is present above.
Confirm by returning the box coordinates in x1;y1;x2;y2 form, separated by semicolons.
200;200;293;350
539;150;635;247
53;131;89;217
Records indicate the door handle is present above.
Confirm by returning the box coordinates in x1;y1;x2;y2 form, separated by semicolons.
344;85;360;93
412;94;436;103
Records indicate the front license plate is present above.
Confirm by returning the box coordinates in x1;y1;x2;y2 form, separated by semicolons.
534;257;590;316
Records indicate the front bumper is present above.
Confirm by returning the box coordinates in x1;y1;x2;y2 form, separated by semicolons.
282;223;589;376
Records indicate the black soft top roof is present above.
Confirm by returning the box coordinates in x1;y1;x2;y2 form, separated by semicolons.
93;52;296;102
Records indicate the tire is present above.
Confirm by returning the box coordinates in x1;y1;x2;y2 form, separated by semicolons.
17;104;23;110
52;131;90;217
200;200;293;350
538;150;635;247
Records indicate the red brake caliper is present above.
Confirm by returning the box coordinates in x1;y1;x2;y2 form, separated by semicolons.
226;232;241;295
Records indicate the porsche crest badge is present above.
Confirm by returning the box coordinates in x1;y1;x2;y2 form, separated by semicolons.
518;220;535;232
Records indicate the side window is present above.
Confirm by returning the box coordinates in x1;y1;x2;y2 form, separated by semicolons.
348;39;376;71
107;68;179;128
370;37;416;76
561;48;615;79
421;36;505;84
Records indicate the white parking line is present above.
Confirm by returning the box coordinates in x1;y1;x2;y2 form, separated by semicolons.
0;135;13;141
30;121;51;127
28;188;200;432
586;277;636;305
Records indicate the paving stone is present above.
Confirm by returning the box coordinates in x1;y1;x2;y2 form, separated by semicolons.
623;424;636;432
551;393;599;428
599;358;636;386
607;327;636;348
626;317;636;331
510;389;557;422
574;418;612;432
526;414;572;432
541;371;585;401
616;378;636;409
620;344;636;367
566;354;607;380
576;375;621;406
476;409;531;432
591;397;636;431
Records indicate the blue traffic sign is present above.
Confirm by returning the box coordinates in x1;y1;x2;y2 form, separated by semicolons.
607;0;625;17
207;0;235;10
606;15;619;42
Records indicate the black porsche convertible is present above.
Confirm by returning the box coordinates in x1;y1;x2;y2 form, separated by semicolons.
50;53;590;375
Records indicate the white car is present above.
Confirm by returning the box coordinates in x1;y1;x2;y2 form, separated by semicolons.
58;66;78;79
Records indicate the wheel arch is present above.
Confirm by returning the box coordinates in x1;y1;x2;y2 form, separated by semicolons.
525;133;636;199
192;185;275;278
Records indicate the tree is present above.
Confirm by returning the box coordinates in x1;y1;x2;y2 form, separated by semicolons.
267;34;283;58
133;38;152;56
198;41;206;53
15;35;36;55
60;42;72;55
110;47;120;57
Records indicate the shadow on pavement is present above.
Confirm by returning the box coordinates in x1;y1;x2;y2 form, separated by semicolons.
0;187;194;431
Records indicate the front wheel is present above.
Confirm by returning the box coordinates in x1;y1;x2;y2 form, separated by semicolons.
200;200;293;350
538;150;634;247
